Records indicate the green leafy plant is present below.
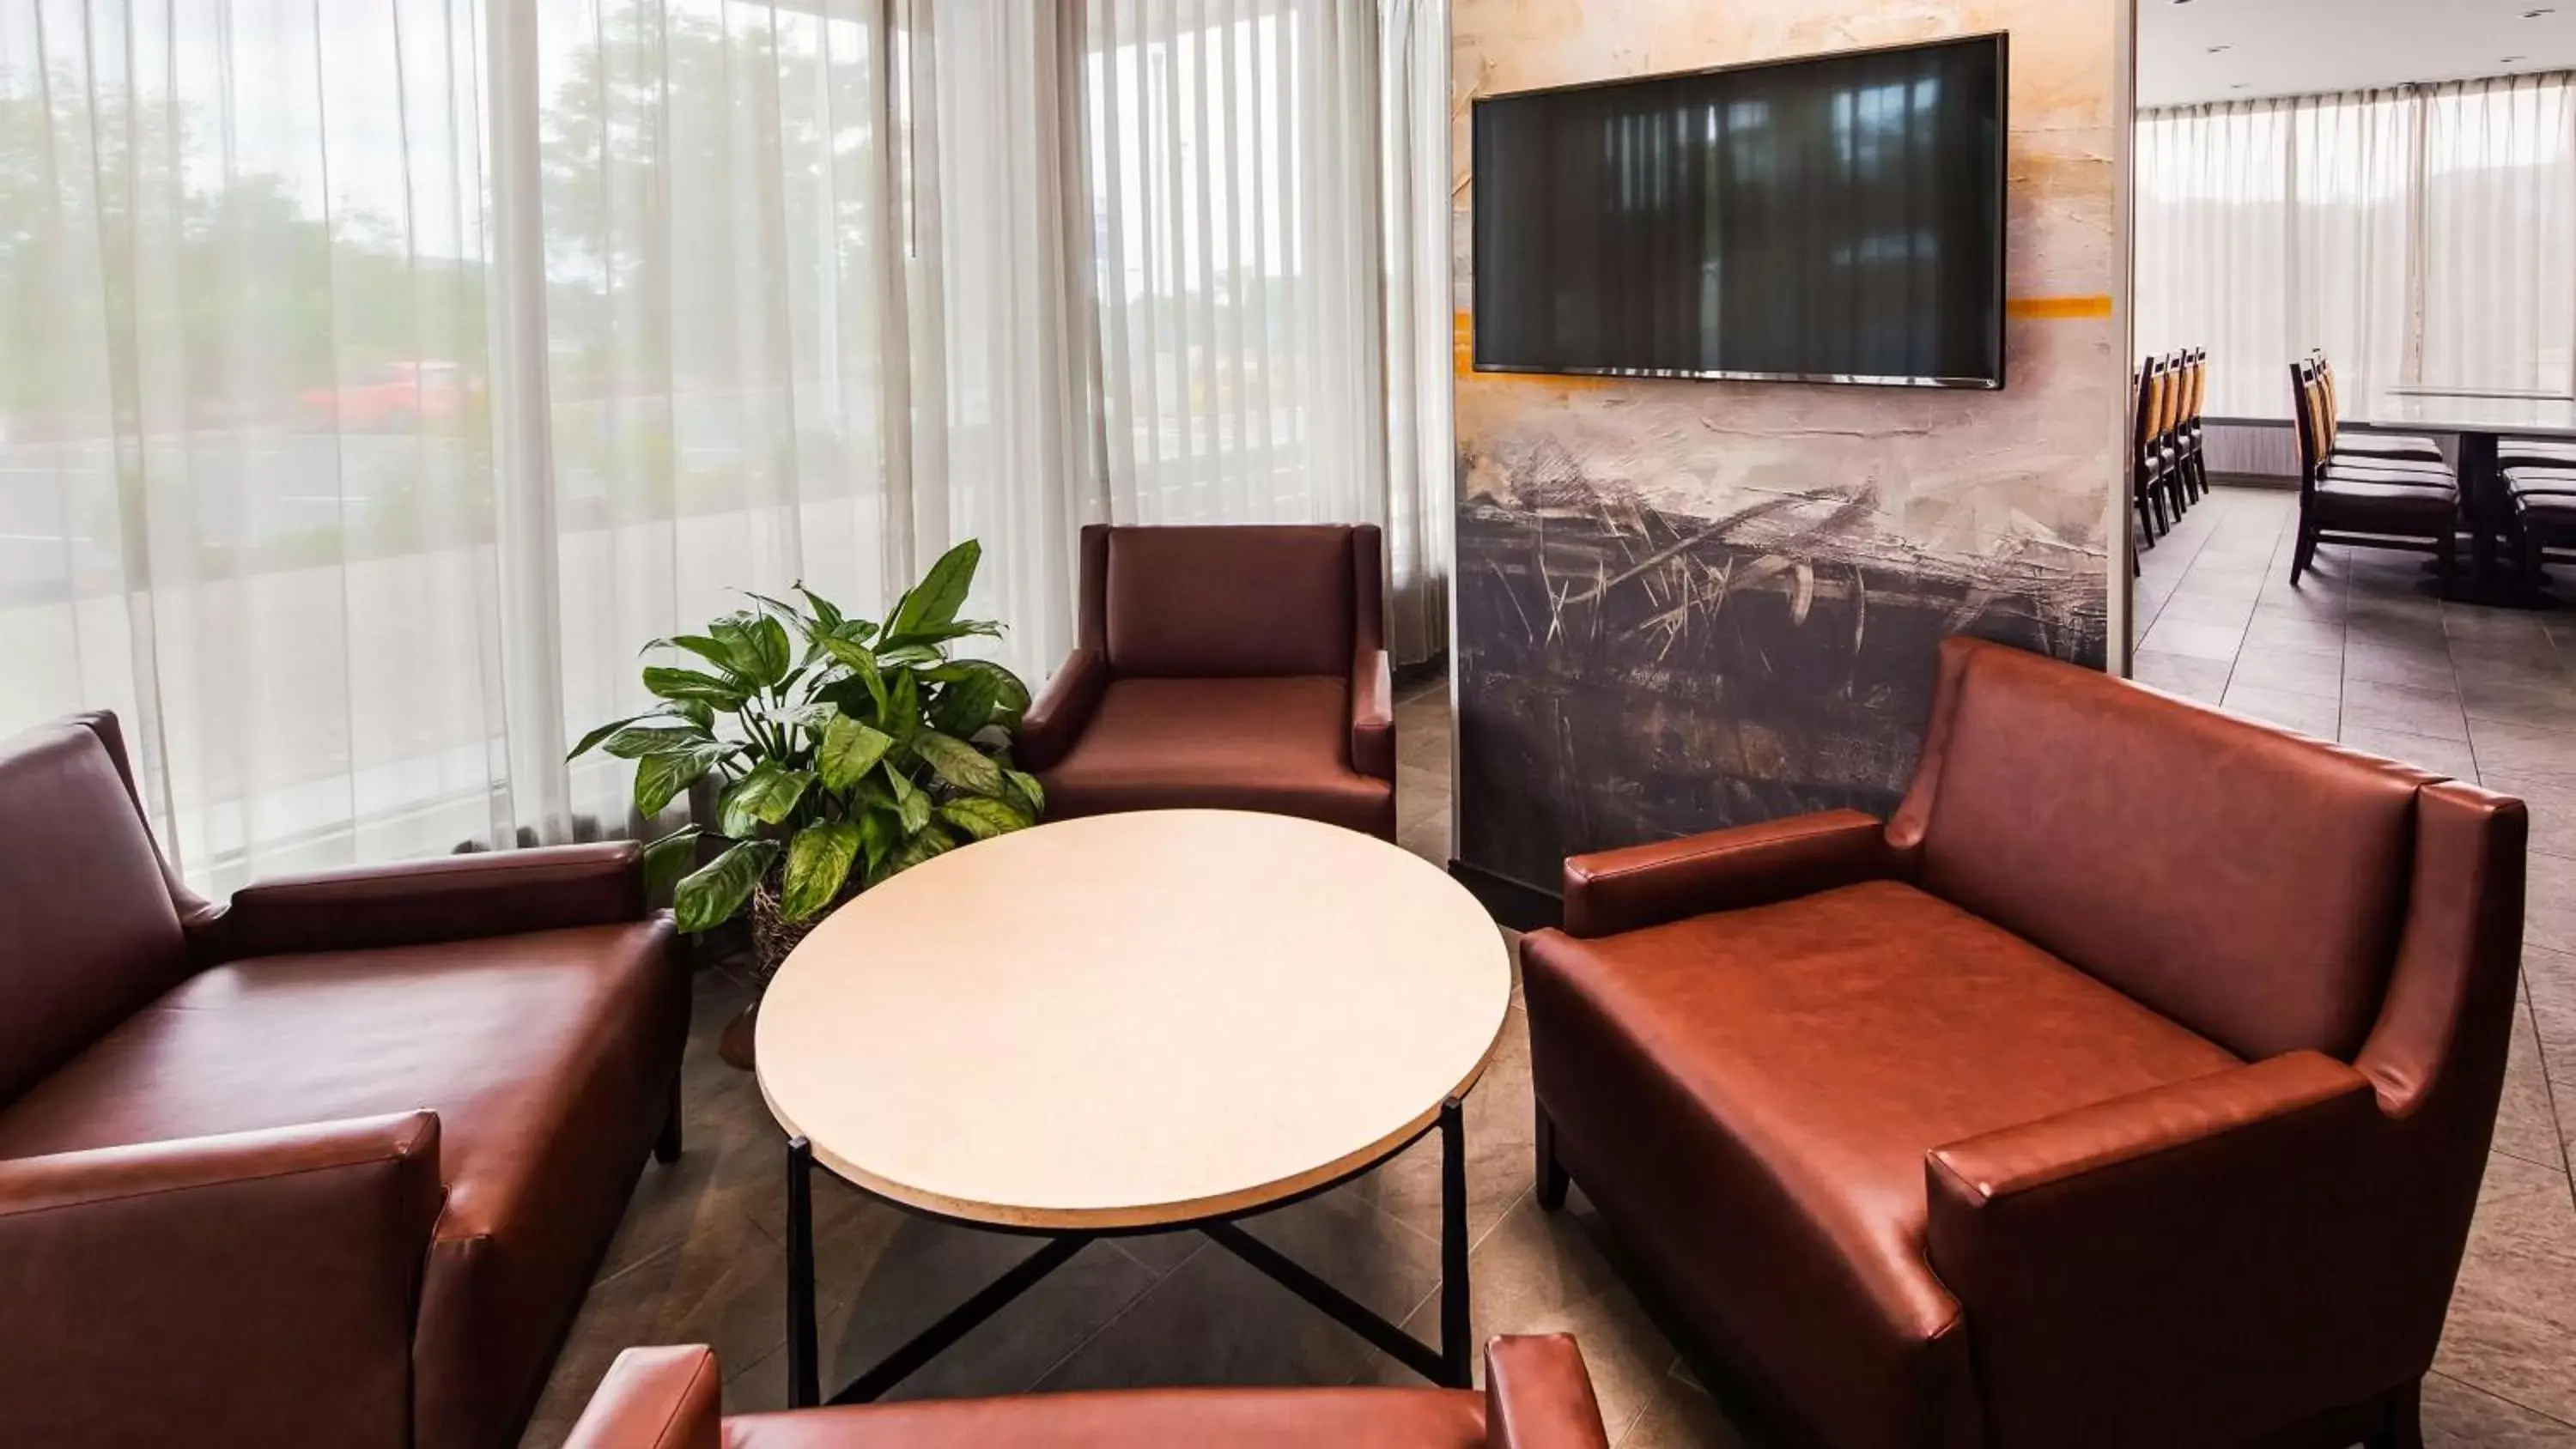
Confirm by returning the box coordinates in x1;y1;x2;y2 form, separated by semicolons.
569;540;1042;940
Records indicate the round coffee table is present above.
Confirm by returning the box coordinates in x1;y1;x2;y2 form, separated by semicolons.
756;809;1512;1407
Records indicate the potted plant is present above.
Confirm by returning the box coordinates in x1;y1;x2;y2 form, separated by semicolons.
570;540;1041;1064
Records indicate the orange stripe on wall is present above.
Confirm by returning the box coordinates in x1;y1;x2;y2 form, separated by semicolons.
1455;299;2111;376
2006;294;2114;320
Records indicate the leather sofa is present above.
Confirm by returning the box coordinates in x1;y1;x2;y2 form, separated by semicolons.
1523;637;2527;1449
0;712;692;1449
563;1337;1611;1449
1019;523;1397;838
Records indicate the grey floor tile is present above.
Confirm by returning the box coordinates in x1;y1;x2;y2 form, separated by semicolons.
1365;1191;1680;1437
2495;995;2568;1171
2530;852;2576;959
1617;1373;1759;1449
2229;641;2344;700
2220;682;2341;738
2132;650;2231;704
2476;720;2576;793
2139;617;2249;663
2343;678;2470;743
2423;1371;2576;1446
2340;722;2480;779
2436;1165;2576;1425
2462;673;2576;732
2347;637;2461;692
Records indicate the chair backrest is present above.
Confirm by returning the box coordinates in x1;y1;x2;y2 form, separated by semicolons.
0;714;192;1101
1081;524;1376;679
1892;638;2433;1062
2135;360;2166;459
2183;349;2206;430
2288;359;2329;491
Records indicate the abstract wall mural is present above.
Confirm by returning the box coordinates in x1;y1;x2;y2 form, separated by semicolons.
1451;0;2129;892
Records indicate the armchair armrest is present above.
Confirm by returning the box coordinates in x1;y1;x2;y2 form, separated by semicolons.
0;1113;445;1446
1352;645;1395;781
1560;809;1898;937
1018;648;1109;773
198;841;647;961
565;1345;722;1449
1923;1052;2385;1446
1484;1334;1612;1448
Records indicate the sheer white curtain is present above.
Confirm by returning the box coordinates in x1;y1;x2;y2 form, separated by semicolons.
2;0;509;891
2137;74;2576;420
1075;0;1448;662
2136;104;2292;418
2423;75;2576;396
3;0;1453;891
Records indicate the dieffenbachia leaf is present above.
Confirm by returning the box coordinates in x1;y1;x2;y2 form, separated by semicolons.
642;665;746;709
881;822;957;879
909;729;1002;797
929;666;1000;737
601;724;711;760
673;839;778;932
568;712;650;760
635;742;729;817
717;761;813;838
1003;769;1046;817
780;821;861;921
937;795;1029;841
641;826;702;900
888;539;981;640
817;714;895;791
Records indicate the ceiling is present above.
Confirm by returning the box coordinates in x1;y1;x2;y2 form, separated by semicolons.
2139;0;2576;109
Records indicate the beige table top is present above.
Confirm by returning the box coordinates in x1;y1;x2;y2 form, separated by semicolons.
755;809;1513;1231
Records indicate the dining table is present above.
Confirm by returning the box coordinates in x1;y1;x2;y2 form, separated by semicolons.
2347;388;2576;604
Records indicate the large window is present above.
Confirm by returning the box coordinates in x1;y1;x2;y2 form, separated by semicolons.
2136;74;2576;419
0;0;1443;893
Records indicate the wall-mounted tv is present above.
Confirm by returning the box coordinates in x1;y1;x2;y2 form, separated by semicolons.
1471;34;2008;390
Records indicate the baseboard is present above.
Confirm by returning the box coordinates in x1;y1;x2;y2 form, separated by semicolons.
2210;471;2296;491
1448;858;1563;932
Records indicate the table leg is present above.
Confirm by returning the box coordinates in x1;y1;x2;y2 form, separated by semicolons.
787;1136;820;1410
2465;431;2500;589
1440;1095;1473;1389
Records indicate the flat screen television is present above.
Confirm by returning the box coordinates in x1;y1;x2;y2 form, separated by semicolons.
1471;34;2008;390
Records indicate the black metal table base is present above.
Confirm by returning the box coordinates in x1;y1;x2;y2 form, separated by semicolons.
784;1098;1473;1409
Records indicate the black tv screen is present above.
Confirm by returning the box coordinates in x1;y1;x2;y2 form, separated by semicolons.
1471;35;2008;389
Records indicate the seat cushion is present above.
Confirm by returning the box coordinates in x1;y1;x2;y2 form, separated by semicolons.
2500;440;2576;468
1524;880;2238;1449
2333;431;2444;459
725;1387;1484;1449
1036;676;1394;838
0;921;688;1449
2312;476;2458;533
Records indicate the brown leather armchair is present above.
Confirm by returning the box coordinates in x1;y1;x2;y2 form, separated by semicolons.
1018;523;1397;838
1523;638;2527;1449
0;712;692;1449
563;1337;1611;1449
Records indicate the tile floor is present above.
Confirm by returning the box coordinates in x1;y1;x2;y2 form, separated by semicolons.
522;501;2576;1445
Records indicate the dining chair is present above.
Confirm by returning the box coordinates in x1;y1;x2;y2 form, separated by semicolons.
2178;349;2210;506
2288;359;2460;585
2132;358;2169;541
2505;464;2576;596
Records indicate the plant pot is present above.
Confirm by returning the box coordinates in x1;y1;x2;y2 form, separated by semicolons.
719;999;759;1070
748;882;835;990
